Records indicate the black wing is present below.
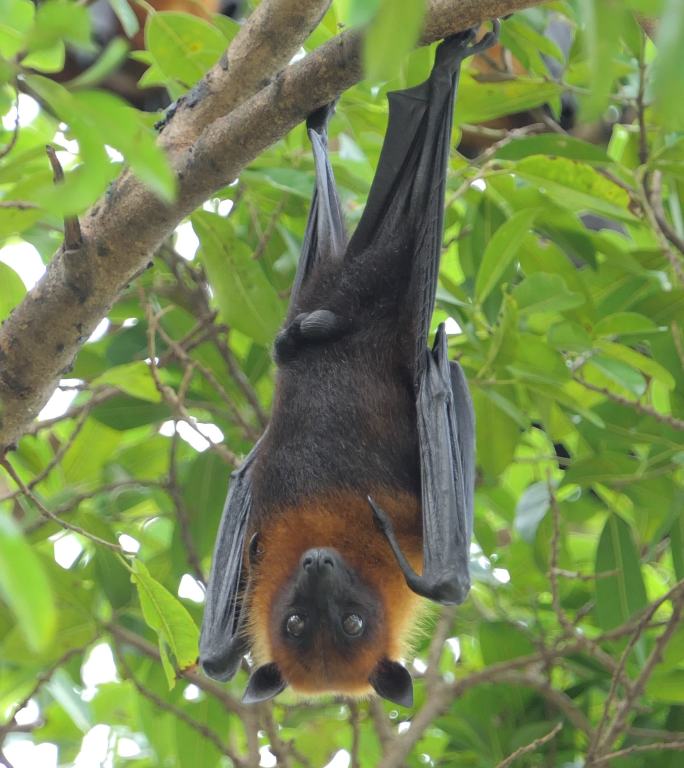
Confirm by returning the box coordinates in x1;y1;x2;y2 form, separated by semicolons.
199;443;257;681
367;27;498;605
200;106;345;681
289;103;347;309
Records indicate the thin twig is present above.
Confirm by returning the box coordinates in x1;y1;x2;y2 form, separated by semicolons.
106;622;242;714
638;170;684;284
114;644;245;766
0;201;38;210
0;646;86;742
143;299;238;465
592;740;684;765
636;39;649;166
650;171;684;255
548;476;574;636
154;320;258;442
167;427;205;583
597;591;684;754
1;457;123;551
495;722;562;768
370;698;394;752
588;581;684;761
349;701;361;768
575;377;684;431
2;404;93;504
0;89;19;160
22;386;120;436
46;145;82;250
252;198;288;261
423;605;456;686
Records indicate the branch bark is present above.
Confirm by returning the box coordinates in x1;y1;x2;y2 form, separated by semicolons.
0;0;543;452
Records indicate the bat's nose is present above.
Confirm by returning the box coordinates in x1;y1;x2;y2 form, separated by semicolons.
301;548;336;573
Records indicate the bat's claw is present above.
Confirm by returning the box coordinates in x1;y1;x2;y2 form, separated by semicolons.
464;19;501;58
368;495;393;534
440;19;500;65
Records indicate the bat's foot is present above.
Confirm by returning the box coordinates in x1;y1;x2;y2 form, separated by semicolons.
438;19;501;67
368;496;471;606
274;309;349;362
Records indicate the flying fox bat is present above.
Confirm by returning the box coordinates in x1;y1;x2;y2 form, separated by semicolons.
200;25;497;707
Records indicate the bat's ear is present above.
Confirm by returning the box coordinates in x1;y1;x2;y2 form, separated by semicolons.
242;663;287;704
369;658;413;708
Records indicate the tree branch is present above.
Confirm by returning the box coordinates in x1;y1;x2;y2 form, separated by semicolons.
0;0;544;453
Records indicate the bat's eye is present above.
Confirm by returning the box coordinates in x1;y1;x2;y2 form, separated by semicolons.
249;533;264;565
342;614;364;637
286;614;306;637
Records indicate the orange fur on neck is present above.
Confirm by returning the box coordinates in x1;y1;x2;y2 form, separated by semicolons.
247;488;423;697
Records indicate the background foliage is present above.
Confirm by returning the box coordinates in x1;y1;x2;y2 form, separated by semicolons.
1;0;684;766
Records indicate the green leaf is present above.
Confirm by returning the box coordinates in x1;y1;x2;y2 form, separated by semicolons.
649;137;684;181
108;0;140;39
146;11;227;88
480;621;536;664
514;482;550;543
94;548;133;610
475;209;539;303
496;135;610;164
193;211;285;345
472;390;520;478
500;15;563;75
672;509;684;581
92;362;162;403
586;356;647;397
0;513;56;652
595;340;676;390
0;0;35;58
593;312;660;337
72;90;176;204
457;77;564;124
0;262;25;322
646;670;684;704
61;419;123;484
595;514;648;631
548;321;593;352
564;454;639;486
23;75;176;206
347;0;381;26
512;273;585;316
29;0;93;53
485;294;518;369
21;39;65;72
577;0;628;121
91;395;171;431
652;0;684;129
87;518;133;610
363;0;425;82
66;38;130;90
507;335;570;386
131;559;199;688
515;156;633;220
183;452;228;558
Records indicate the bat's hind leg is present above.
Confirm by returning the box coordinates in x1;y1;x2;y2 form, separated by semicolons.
274;309;350;362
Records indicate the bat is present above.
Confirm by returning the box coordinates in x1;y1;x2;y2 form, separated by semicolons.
200;25;498;707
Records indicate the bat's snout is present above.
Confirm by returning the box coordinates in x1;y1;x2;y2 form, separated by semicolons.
300;547;337;574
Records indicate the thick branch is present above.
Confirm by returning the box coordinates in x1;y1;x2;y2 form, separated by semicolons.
0;0;543;452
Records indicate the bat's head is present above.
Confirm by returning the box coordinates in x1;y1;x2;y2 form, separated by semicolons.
244;492;423;706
